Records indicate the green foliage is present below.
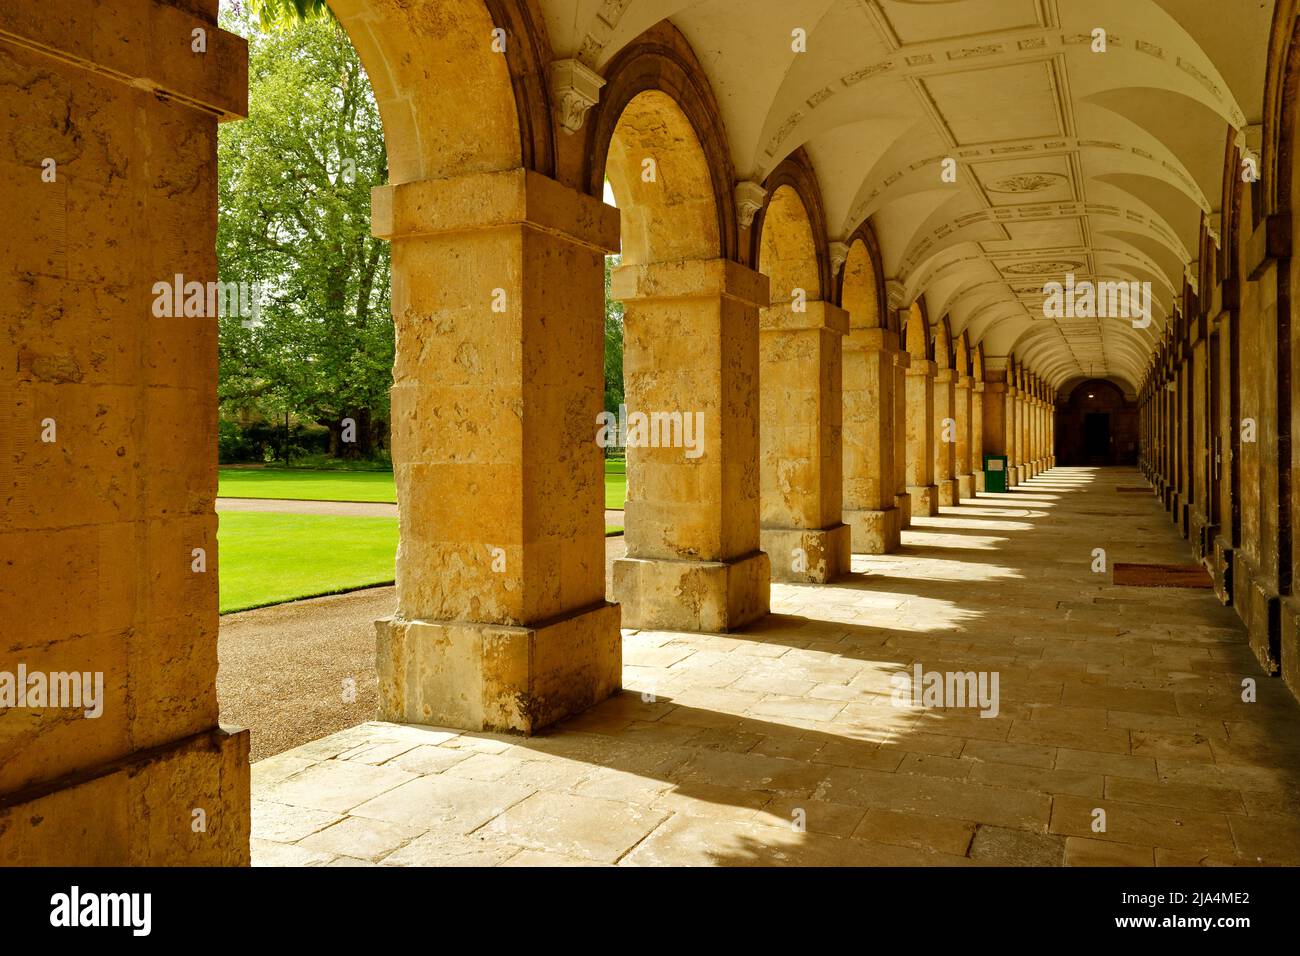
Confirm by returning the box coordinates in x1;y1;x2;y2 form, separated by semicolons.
604;254;625;417
217;8;391;457
240;0;332;29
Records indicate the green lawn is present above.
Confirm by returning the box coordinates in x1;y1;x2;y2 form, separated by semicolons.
220;461;628;509
218;512;397;613
218;468;397;503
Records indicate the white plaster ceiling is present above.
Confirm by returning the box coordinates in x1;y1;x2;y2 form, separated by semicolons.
541;0;1275;390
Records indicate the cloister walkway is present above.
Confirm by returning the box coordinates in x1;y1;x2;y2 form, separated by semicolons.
248;468;1300;866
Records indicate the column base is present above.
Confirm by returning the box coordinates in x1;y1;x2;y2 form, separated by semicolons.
975;470;986;493
613;551;770;633
1234;556;1281;676
762;525;851;583
1281;597;1300;703
907;484;939;516
1211;536;1234;606
844;507;902;554
375;601;622;735
894;492;912;528
937;478;958;507
956;473;974;500
0;726;249;866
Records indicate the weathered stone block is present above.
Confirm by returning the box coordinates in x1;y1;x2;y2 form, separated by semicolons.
0;726;249;866
908;484;938;516
895;491;912;527
761;524;851;583
937;478;957;507
375;602;621;735
844;506;901;554
613;551;769;633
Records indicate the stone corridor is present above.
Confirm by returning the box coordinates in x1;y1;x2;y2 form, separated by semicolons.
9;0;1300;871
249;468;1300;867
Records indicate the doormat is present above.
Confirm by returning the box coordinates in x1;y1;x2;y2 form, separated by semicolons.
1112;563;1213;588
1116;486;1152;493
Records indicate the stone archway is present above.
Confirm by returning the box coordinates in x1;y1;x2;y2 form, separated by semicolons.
594;39;770;633
840;234;901;553
903;302;938;515
754;175;850;583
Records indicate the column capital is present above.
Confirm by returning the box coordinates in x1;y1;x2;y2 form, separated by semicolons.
760;300;849;334
828;241;850;277
372;168;620;253
736;181;768;228
846;327;900;352
611;257;770;308
550;59;606;134
0;0;249;119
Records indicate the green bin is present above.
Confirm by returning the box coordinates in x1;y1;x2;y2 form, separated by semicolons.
983;454;1009;493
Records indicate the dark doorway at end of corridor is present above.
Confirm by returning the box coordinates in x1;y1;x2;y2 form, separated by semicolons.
1056;379;1137;466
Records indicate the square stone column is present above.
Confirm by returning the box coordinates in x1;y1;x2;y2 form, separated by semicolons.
0;1;251;866
1011;391;1023;484
371;169;622;735
893;350;913;526
933;367;957;506
844;328;902;553
1025;396;1034;480
611;258;771;632
972;381;986;492
759;301;851;582
954;373;974;500
905;356;939;515
1004;383;1019;487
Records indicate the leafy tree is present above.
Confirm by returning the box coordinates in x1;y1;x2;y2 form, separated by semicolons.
217;6;391;457
604;254;625;417
240;0;330;28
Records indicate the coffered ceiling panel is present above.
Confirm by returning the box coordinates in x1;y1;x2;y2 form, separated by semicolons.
921;60;1067;147
875;0;1046;46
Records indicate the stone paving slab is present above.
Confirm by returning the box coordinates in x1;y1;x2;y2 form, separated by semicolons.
248;467;1300;866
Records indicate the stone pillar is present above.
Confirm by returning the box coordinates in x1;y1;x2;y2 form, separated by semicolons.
372;169;622;735
893;349;913;527
1028;377;1040;475
612;258;771;631
0;0;250;865
1014;374;1025;482
1005;377;1019;487
933;365;957;506
1046;390;1053;467
905;355;939;515
972;379;986;491
843;326;902;553
954;370;974;500
760;301;851;581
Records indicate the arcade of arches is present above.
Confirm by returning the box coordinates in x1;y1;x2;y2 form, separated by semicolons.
5;0;1300;866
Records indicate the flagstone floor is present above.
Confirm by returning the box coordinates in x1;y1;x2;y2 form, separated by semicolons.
248;467;1300;866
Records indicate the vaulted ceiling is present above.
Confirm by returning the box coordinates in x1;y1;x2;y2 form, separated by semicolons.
540;0;1275;393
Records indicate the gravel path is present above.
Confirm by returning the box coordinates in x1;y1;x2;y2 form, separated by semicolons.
216;497;397;517
216;498;626;528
